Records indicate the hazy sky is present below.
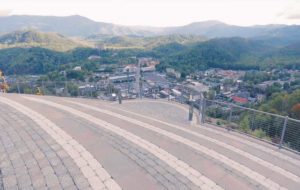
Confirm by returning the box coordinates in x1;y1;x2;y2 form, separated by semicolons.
1;0;300;26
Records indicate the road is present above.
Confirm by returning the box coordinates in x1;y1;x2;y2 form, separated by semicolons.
0;94;300;190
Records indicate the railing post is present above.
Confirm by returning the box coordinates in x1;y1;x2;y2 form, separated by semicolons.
54;81;57;96
279;116;288;148
199;94;205;124
17;80;20;94
228;105;233;123
201;98;206;124
250;111;255;130
90;84;92;97
64;81;68;97
180;93;183;104
30;82;34;94
118;90;122;104
189;100;194;121
42;80;45;95
199;96;202;124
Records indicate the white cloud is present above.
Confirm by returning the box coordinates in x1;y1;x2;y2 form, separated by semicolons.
287;14;300;20
273;0;300;24
1;0;300;26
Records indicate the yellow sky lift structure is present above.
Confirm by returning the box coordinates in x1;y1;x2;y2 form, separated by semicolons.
36;87;43;95
0;70;9;93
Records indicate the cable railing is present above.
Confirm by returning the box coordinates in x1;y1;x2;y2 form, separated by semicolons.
5;80;300;153
198;98;300;153
6;81;110;98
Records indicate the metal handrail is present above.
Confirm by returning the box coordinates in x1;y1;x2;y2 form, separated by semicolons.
204;99;287;119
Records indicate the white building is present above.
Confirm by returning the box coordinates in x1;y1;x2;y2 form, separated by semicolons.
73;66;82;71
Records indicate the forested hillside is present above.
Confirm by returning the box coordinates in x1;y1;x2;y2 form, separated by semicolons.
259;90;300;120
153;38;300;75
87;34;207;49
0;47;141;75
1;36;300;76
0;30;88;51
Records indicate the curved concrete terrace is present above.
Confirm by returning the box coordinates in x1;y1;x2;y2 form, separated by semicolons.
0;94;300;190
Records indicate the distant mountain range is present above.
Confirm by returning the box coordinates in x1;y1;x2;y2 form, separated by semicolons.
0;15;152;37
0;30;207;51
1;15;300;44
0;15;300;75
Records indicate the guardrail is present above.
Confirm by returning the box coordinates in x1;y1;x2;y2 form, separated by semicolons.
5;80;300;153
197;98;300;153
6;81;113;98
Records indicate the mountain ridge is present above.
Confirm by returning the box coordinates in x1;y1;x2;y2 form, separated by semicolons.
1;15;300;41
0;30;89;51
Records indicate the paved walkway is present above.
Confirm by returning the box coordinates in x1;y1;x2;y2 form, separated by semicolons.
0;94;300;190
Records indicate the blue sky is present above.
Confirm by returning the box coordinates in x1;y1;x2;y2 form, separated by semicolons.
0;0;300;26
